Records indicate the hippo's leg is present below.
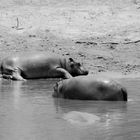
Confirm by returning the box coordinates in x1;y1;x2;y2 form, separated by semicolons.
12;68;26;81
2;68;25;81
2;74;13;80
56;68;73;79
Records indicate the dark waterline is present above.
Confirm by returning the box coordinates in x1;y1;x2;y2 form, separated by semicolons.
0;78;139;140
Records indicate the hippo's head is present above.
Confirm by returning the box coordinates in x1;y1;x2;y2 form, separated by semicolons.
66;58;88;77
53;81;64;98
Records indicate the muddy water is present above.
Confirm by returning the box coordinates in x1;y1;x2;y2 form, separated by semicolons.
0;78;139;140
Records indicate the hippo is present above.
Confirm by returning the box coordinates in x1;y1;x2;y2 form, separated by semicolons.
53;76;127;101
1;53;88;80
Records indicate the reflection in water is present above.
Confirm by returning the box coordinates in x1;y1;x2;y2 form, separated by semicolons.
53;97;127;138
63;111;100;126
0;79;59;140
11;81;24;110
0;78;140;140
53;97;127;114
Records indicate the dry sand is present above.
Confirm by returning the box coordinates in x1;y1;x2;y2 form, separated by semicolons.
0;0;140;78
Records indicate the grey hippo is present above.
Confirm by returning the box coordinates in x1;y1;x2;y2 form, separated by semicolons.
53;76;127;101
1;53;88;80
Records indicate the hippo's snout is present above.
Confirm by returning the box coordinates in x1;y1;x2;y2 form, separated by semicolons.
80;67;89;75
84;70;88;75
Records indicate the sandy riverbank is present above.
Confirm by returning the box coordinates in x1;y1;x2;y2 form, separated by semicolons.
0;0;140;78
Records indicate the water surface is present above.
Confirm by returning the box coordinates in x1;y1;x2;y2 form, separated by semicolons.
0;78;140;140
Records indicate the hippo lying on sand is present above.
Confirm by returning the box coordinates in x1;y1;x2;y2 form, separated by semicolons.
53;76;127;101
1;53;88;80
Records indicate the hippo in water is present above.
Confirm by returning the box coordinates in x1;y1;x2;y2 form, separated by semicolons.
53;76;127;101
1;53;88;80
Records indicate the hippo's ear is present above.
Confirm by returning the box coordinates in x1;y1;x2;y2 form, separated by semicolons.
55;82;58;87
57;81;63;93
69;58;74;62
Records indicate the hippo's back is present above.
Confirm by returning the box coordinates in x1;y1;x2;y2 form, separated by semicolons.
2;53;60;67
1;52;64;78
59;76;127;101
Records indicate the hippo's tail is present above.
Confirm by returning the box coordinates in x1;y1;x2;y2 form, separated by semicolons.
0;62;3;74
0;63;4;78
0;63;2;74
121;87;128;101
